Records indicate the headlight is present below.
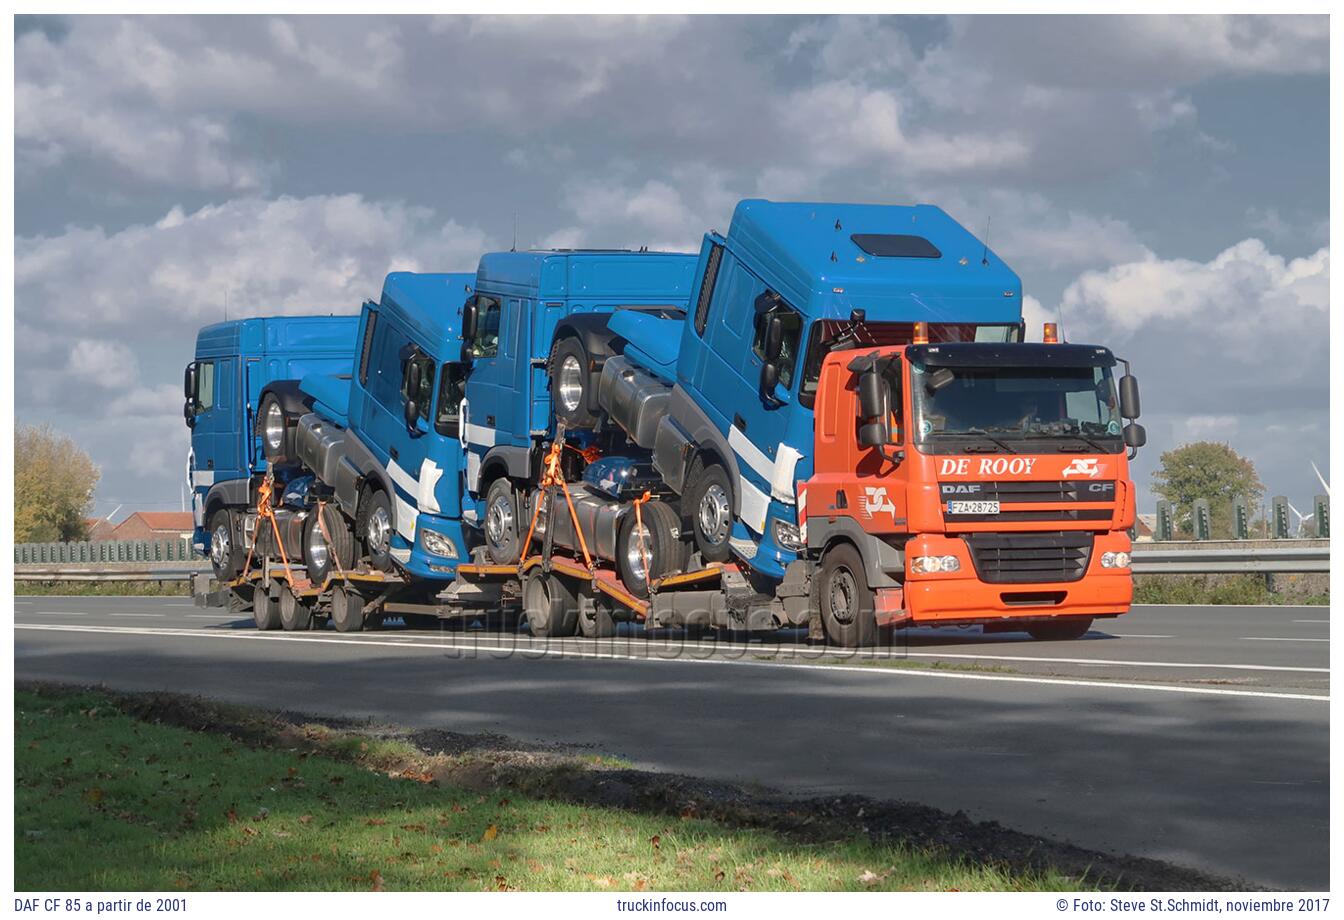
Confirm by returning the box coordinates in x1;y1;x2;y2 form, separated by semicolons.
421;528;459;559
911;554;961;574
1100;551;1131;569
772;518;805;552
263;401;286;451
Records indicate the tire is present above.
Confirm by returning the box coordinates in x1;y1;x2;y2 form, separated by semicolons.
484;477;523;564
684;458;733;563
549;336;597;429
279;586;313;632
257;392;296;466
615;500;682;598
575;588;617;638
252;587;282;631
523;570;578;638
818;542;878;648
1026;618;1093;641
330;583;365;633
303;505;355;585
360;488;394;572
207;508;242;582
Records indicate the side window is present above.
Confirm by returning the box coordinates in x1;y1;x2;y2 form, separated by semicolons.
887;363;904;445
751;299;803;390
471;296;501;358
196;361;215;413
359;310;378;385
693;244;723;337
366;319;404;411
435;363;467;437
399;346;434;421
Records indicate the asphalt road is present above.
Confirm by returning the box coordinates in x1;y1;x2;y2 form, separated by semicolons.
13;596;1330;889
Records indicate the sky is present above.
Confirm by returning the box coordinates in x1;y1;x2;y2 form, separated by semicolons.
13;14;1331;522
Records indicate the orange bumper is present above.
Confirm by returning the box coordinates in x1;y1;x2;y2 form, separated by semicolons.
900;532;1133;626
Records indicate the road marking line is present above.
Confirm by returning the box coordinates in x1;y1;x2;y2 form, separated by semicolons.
1293;620;1330;624
108;613;165;618
1241;637;1330;643
29;612;88;616
13;624;1329;703
1108;634;1175;639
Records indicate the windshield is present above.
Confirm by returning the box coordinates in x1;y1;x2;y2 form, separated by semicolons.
912;364;1123;454
801;321;1018;407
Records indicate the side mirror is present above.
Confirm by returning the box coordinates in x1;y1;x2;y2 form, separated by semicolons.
183;363;196;400
183;400;196;429
1123;422;1146;449
461;298;478;343
763;314;784;363
404;397;420;430
760;361;780;403
858;422;886;448
1119;373;1141;419
857;368;884;420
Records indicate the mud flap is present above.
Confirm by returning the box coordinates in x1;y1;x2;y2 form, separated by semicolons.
875;587;909;628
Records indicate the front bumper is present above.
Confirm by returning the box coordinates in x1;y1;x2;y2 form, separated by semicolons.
902;531;1133;625
396;514;473;582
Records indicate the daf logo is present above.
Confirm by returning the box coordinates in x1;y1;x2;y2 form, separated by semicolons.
941;484;983;495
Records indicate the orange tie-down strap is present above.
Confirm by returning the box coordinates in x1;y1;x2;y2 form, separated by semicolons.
238;471;299;589
520;438;595;576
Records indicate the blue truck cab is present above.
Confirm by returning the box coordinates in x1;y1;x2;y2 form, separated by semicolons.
256;272;477;584
458;250;698;561
185;315;358;568
606;200;1025;579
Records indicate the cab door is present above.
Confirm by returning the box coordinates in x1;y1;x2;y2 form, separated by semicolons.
461;293;524;496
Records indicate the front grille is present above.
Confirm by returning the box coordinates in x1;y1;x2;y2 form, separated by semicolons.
940;480;1116;503
963;531;1093;584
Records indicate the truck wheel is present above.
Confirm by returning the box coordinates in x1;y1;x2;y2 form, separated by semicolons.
330;584;365;633
208;508;243;581
360;488;395;571
549;336;597;429
1026;618;1093;641
575;587;617;638
685;459;733;563
252;587;282;631
616;500;681;598
484;477;523;564
258;393;296;465
523;570;578;638
818;543;878;648
303;505;354;585
279;586;313;632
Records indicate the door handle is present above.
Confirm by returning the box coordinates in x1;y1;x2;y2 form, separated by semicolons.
486;415;496;426
733;414;746;433
389;447;399;461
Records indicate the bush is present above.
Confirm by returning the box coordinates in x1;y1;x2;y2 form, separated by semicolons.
1134;574;1327;606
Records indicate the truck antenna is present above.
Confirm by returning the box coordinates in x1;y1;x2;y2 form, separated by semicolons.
224;287;228;321
511;213;517;252
981;216;992;266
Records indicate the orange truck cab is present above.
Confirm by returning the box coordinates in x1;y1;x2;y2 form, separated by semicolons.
802;332;1146;645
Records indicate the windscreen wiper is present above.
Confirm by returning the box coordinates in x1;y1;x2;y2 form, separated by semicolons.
965;427;1018;454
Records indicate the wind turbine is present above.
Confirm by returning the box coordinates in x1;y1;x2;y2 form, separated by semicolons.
1286;501;1314;538
1310;460;1330;497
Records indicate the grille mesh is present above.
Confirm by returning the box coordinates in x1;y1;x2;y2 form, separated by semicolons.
963;531;1093;584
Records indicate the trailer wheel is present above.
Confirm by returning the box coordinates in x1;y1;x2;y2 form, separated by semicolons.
208;508;243;581
330;584;365;633
818;543;878;648
279;586;313;632
304;505;354;585
575;588;617;639
360;488;395;572
685;458;733;563
549;336;597;429
616;500;682;598
1026;618;1093;641
484;477;522;564
523;570;578;638
252;587;282;631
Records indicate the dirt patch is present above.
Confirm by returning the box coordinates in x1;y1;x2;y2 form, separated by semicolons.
18;681;1259;892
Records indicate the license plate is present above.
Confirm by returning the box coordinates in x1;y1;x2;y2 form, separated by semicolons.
947;500;1000;515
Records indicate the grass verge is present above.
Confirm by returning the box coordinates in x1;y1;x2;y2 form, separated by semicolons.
16;684;1085;893
15;580;191;597
1133;574;1327;606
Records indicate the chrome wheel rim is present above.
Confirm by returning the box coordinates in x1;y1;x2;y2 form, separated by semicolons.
367;505;391;554
486;493;514;547
558;355;584;412
625;522;651;581
210;524;230;568
306;521;329;571
828;566;857;626
697;483;730;545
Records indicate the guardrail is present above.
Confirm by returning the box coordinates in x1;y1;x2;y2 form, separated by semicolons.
15;538;195;564
12;543;1328;581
